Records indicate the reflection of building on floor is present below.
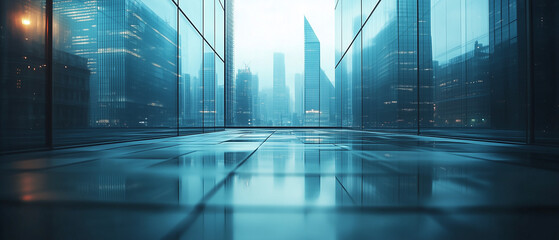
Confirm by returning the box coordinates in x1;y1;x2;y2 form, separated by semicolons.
4;129;559;239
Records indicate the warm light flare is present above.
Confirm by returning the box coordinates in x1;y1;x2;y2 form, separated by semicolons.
21;18;31;25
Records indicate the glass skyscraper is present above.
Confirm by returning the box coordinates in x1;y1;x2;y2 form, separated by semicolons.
304;17;321;126
273;52;289;126
0;0;224;151
335;0;549;142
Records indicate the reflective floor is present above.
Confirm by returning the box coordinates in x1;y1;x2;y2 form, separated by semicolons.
2;129;559;239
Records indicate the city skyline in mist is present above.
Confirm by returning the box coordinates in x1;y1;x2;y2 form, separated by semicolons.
233;0;335;101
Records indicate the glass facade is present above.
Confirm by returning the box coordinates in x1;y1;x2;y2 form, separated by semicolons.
336;0;555;143
0;0;46;151
533;0;559;144
1;0;225;152
1;0;558;153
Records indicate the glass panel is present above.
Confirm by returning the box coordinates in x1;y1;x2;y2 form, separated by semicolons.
534;0;559;144
180;15;203;135
335;62;342;127
362;0;380;23
181;0;203;31
341;0;361;54
320;70;336;127
215;0;224;57
0;0;46;151
421;0;525;141
418;0;434;129
351;33;362;128
216;57;224;128
361;0;398;129
335;1;342;64
203;43;215;130
341;33;362;128
52;0;178;146
204;0;215;47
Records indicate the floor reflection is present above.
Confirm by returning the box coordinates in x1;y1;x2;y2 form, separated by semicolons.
2;129;559;239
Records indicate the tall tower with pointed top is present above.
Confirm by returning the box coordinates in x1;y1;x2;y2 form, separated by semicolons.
304;17;321;126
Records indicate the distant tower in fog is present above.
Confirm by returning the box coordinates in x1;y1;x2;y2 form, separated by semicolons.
273;52;289;126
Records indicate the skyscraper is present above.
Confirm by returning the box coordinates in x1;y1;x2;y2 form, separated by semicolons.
273;52;289;126
55;0;177;128
304;17;320;126
235;67;254;126
251;74;260;125
225;0;235;126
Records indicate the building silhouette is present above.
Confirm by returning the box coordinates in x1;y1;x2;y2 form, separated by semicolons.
304;17;321;126
273;53;289;126
235;67;254;126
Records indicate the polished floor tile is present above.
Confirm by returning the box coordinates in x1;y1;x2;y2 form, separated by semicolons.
2;129;559;239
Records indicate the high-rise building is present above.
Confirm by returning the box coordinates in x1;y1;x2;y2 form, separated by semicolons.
273;52;289;126
259;88;274;126
225;0;235;126
304;17;321;126
235;67;254;126
55;0;177;128
251;74;260;125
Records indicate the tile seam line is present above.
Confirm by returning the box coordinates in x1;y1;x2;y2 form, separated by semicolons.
335;176;358;206
162;130;276;240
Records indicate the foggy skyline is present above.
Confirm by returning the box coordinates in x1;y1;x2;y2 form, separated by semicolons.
234;0;335;101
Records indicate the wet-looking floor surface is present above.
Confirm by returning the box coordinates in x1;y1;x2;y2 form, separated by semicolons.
1;129;559;239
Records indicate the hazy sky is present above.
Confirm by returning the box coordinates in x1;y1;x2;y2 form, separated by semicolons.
234;0;335;94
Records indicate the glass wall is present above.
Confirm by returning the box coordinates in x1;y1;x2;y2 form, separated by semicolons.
179;14;203;135
0;0;225;152
422;0;526;141
534;0;559;144
338;0;539;142
0;0;46;151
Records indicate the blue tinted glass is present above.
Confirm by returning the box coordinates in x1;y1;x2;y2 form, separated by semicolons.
216;57;225;128
204;0;215;47
182;0;203;31
203;43;215;129
0;0;46;151
180;15;203;134
215;1;224;58
421;0;525;141
52;0;178;146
